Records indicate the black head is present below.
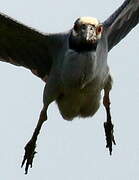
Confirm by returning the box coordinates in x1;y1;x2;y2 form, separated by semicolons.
69;17;103;52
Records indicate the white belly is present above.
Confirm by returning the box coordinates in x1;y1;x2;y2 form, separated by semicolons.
57;79;102;120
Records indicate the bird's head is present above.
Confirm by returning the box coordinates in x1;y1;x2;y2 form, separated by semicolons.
69;17;103;52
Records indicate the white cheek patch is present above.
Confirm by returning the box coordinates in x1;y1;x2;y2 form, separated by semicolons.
97;33;102;40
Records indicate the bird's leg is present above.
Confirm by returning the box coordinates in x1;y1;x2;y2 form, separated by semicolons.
21;75;60;174
103;90;116;155
21;105;48;174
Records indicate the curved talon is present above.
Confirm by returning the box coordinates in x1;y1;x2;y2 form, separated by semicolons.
104;121;116;155
21;140;37;174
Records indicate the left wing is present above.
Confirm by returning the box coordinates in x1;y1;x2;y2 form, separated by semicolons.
103;0;139;51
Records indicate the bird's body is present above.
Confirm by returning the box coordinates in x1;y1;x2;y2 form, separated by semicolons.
0;0;138;174
57;76;103;120
49;34;111;120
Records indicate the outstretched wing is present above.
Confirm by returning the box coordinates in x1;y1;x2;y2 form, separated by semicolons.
103;0;139;51
0;13;67;80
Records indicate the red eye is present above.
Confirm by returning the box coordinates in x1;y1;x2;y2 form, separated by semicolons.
96;25;103;35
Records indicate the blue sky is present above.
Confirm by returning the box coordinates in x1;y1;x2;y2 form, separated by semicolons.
0;0;139;179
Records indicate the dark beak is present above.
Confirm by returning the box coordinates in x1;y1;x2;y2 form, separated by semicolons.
81;25;95;42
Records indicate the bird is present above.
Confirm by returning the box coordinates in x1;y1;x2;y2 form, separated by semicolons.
0;0;138;174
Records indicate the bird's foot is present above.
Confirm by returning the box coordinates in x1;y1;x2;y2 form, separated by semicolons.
104;121;116;155
21;139;37;174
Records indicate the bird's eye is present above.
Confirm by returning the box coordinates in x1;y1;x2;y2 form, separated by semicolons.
81;24;86;30
74;23;79;32
96;25;103;35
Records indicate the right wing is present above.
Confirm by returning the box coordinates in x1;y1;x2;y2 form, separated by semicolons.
0;13;67;80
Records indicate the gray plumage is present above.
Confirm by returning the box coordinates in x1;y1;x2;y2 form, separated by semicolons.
0;0;138;174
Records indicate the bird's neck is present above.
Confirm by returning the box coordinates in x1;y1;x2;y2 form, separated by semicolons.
68;33;97;53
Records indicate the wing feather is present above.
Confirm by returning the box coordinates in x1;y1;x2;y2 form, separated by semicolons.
0;13;67;79
103;0;139;51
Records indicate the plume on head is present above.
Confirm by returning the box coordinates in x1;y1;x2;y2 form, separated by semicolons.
77;16;100;26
